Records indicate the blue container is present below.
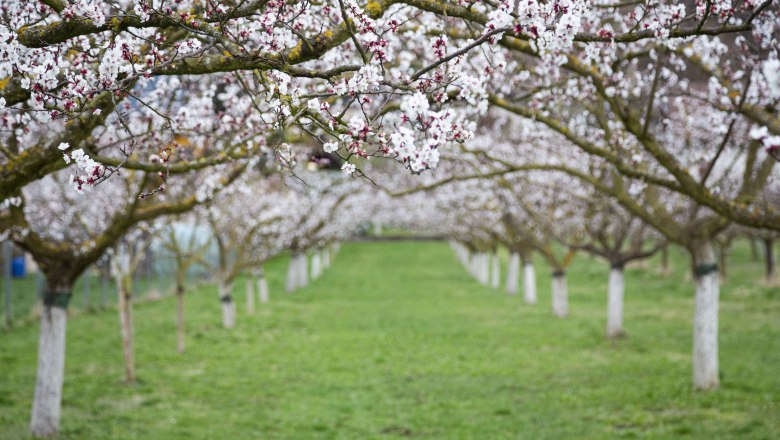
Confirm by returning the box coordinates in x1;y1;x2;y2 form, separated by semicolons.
11;256;26;278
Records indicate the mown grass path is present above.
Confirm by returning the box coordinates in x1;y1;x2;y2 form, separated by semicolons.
1;241;779;439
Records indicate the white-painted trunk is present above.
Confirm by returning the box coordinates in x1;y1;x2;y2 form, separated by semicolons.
219;282;235;329
460;248;469;267
30;301;68;438
484;254;491;285
285;254;298;292
692;241;720;390
490;252;500;289
257;276;269;304
476;253;482;279
551;273;568;318
311;252;322;280
245;278;255;315
607;266;625;339
221;300;236;329
297;253;309;288
523;263;537;304
322;248;331;269
451;241;469;267
506;252;520;295
479;253;490;285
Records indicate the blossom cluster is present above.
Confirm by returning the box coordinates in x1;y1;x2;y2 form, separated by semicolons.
60;143;107;194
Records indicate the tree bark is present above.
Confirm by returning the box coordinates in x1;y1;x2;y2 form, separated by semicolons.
116;276;135;383
30;279;71;438
245;278;255;315
692;240;720;390
176;282;185;354
764;238;775;283
506;252;520;295
523;262;537;304
551;271;568;318
322;248;331;269
607;265;625;339
219;281;235;329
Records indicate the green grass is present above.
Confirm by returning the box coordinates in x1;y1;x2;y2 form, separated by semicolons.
0;241;778;439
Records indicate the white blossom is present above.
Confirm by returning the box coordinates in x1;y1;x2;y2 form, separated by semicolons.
323;142;339;153
341;162;356;175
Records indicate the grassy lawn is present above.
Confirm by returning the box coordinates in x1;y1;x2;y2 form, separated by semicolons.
0;240;778;439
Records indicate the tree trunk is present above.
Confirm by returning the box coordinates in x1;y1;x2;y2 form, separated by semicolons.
311;251;322;280
490;252;500;289
30;279;71;438
764;238;775;283
750;238;759;261
285;254;298;292
219;281;235;329
692;240;719;390
483;253;490;285
176;282;185;354
660;243;671;275
245;278;255;315
322;248;331;269
479;253;489;285
101;275;109;308
33;272;44;319
458;245;469;267
506;252;520;295
116;276;135;383
475;253;482;283
257;275;269;304
607;264;625;339
551;271;568;318
298;253;309;288
718;244;728;284
523;261;537;304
